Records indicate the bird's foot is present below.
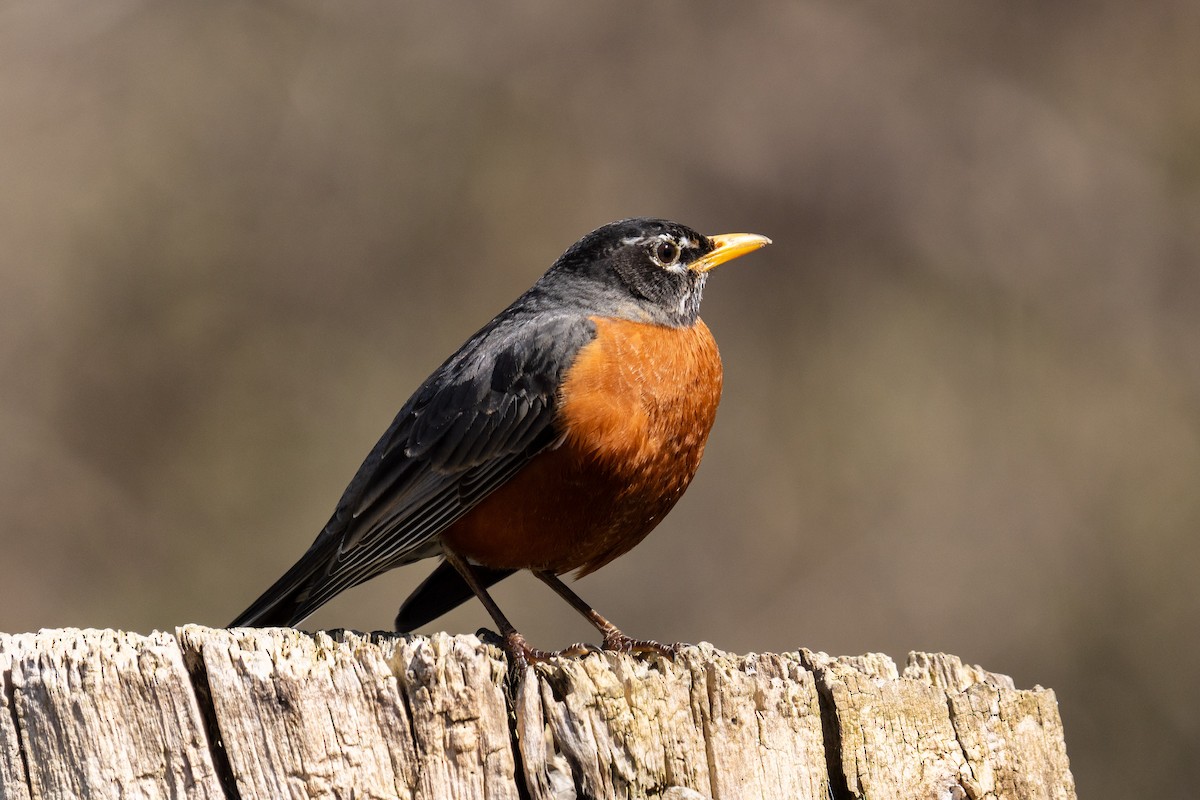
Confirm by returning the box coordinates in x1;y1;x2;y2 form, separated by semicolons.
496;630;581;670
476;627;550;666
478;626;673;668
601;631;682;660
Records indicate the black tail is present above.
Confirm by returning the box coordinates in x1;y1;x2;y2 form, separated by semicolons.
228;542;337;628
394;560;514;633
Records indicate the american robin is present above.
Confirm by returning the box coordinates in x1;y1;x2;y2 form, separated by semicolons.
230;218;770;664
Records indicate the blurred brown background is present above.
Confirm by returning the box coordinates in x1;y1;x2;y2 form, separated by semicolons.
2;1;1197;796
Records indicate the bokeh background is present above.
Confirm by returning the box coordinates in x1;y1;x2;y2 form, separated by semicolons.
2;1;1197;796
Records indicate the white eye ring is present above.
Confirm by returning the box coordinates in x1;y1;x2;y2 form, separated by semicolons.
650;238;681;268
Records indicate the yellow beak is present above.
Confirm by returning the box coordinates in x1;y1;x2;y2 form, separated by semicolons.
689;232;773;273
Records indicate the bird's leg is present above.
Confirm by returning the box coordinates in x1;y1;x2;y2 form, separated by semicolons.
441;550;558;669
532;570;681;659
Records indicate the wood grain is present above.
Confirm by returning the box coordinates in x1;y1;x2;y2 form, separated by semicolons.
1;629;222;800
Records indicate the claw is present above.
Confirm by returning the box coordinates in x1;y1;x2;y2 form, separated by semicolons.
557;641;604;658
475;627;505;648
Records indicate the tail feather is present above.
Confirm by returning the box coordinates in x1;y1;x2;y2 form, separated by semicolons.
228;543;336;628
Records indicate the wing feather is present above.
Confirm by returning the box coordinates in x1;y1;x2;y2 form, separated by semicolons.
228;306;596;628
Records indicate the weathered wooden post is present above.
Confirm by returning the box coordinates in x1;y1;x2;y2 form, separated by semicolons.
0;627;1075;799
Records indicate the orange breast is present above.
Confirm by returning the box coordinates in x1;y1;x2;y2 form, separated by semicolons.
440;317;723;575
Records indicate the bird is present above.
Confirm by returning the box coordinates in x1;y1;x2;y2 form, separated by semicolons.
229;217;770;665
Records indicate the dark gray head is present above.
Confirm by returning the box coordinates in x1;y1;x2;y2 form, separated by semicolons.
536;218;770;327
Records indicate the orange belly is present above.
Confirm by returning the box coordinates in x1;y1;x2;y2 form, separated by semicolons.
440;317;723;575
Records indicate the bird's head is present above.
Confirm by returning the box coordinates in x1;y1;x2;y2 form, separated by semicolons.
544;218;771;326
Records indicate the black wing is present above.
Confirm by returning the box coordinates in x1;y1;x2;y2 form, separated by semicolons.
229;308;596;628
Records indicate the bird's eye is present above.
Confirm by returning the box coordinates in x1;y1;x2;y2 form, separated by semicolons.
651;239;681;267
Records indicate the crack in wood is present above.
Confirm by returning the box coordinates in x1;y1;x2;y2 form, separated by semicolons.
180;637;244;800
805;662;854;800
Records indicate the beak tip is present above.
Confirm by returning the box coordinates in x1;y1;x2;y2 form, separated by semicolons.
691;231;772;272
